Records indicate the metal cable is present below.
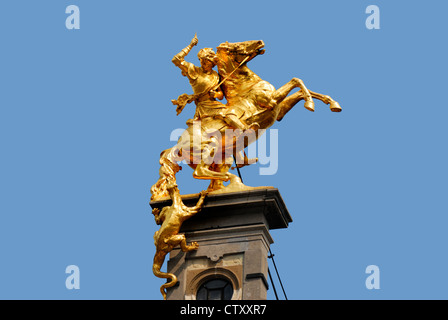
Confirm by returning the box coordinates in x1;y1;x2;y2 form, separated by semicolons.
233;155;243;183
268;248;288;300
267;267;279;300
232;155;287;300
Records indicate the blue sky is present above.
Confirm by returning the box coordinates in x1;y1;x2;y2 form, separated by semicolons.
0;0;447;299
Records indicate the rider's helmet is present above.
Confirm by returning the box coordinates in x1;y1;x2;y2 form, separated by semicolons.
198;48;218;65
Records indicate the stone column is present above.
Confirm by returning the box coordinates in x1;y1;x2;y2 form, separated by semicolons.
150;187;292;300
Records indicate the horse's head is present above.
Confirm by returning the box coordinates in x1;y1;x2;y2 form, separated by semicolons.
217;40;265;66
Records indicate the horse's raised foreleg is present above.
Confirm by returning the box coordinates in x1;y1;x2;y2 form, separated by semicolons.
271;78;314;111
310;91;342;113
276;90;342;121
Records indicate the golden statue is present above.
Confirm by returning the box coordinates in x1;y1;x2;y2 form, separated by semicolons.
150;35;341;299
150;35;341;201
152;184;208;300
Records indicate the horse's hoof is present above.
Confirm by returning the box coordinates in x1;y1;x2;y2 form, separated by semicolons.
304;100;315;112
330;101;342;112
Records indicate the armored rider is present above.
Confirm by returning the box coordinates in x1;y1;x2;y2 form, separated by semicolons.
171;34;250;131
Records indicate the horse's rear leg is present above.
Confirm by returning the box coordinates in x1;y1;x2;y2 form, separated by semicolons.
193;161;235;183
203;164;226;191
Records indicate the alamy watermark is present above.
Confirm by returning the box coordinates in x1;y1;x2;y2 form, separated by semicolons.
65;265;80;290
65;5;80;30
365;5;380;30
365;265;380;290
169;121;278;176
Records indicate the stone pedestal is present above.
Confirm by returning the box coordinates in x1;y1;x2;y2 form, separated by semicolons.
150;187;292;300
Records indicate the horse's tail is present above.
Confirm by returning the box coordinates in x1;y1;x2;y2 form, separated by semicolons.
150;148;181;201
153;251;177;300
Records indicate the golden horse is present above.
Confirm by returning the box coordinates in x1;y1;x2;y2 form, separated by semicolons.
151;40;341;201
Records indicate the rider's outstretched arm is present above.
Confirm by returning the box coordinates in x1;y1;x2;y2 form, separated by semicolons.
172;34;198;74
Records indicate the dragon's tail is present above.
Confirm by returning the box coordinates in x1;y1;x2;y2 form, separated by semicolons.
153;251;178;300
150;149;181;201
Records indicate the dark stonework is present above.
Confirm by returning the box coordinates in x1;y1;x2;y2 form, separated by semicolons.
150;187;292;300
